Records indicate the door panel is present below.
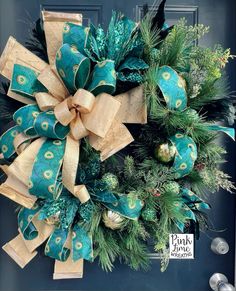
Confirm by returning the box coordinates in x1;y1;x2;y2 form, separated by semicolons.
0;1;235;291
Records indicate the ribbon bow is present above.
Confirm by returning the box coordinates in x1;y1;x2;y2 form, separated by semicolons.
0;11;148;278
0;17;147;205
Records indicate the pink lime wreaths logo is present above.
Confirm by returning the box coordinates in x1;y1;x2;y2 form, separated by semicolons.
169;234;194;259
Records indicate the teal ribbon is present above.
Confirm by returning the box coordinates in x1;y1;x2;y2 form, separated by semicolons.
174;188;210;232
45;227;70;261
13;104;41;137
169;133;197;179
55;22;117;96
11;64;47;100
29;139;66;200
13;104;69;140
55;43;90;93
156;66;187;111
18;203;42;240
206;124;235;140
88;181;143;220
105;194;143;220
62;23;90;56
0;126;20;159
181;188;210;211
72;224;93;261
2;104;69;201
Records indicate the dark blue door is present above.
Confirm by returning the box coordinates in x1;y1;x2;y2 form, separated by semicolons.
0;0;235;290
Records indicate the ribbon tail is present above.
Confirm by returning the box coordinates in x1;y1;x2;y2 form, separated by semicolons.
181;188;210;210
45;227;70;261
53;257;83;280
207;124;235;140
72;226;93;262
115;85;147;124
2;234;38;268
18;206;55;253
62;136;90;203
0;138;45;208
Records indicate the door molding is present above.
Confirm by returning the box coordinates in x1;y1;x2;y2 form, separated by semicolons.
135;5;199;26
40;4;103;26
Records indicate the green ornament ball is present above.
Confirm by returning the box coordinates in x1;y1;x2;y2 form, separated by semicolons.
163;181;180;194
102;173;119;190
154;142;176;163
141;208;156;221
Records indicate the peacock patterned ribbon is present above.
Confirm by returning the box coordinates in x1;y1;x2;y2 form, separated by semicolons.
154;67;235;141
174;188;210;232
169;133;197;179
17;183;143;263
206;124;235;140
167;126;234;180
156;66;187;111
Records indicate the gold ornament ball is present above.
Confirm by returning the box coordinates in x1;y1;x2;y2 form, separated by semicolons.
102;210;124;230
154;142;176;163
44;211;60;226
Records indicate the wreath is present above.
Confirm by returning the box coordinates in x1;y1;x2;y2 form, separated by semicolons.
0;0;235;279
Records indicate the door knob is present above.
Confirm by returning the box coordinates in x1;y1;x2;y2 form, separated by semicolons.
211;238;229;255
209;273;235;291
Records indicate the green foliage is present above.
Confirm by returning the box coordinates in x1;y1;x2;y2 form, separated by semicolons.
157;19;209;71
140;12;160;65
93;225;120;271
91;205;150;271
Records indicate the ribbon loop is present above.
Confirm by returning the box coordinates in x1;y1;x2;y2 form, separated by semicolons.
13;104;40;136
86;60;116;96
0;126;20;159
72;89;95;113
56;43;90;93
34;111;70;139
18;204;42;240
11;64;47;101
54;98;76;126
156;66;187;111
62;22;90;56
169;133;197;179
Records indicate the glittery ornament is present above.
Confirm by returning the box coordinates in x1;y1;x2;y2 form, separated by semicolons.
102;210;124;230
102;173;119;190
154;142;176;163
163;181;180;194
141;208;156;221
79;200;94;222
150;48;160;63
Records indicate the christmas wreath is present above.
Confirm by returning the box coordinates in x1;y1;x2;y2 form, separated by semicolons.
0;0;235;279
